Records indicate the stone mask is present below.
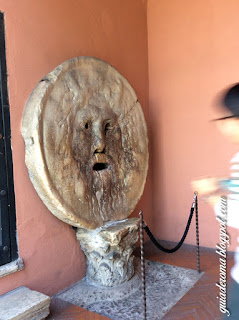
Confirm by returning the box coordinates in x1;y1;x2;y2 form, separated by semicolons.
22;57;148;229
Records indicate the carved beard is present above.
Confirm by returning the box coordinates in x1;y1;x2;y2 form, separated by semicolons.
75;156;125;223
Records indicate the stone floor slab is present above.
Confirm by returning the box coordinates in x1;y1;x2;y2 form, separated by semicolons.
0;286;50;320
56;258;203;320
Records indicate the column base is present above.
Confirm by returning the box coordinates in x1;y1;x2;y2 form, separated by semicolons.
77;218;139;287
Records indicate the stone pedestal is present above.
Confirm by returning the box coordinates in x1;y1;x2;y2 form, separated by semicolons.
77;218;139;287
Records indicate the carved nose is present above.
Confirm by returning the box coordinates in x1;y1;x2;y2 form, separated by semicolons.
93;137;105;154
92;124;106;154
94;145;105;153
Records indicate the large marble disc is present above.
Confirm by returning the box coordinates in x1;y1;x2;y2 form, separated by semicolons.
21;57;148;229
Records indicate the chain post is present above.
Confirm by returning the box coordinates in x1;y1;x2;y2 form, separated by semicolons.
195;191;200;273
139;210;147;320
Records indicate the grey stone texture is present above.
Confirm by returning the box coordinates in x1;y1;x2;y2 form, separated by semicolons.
56;258;203;320
77;218;139;287
0;258;24;279
0;286;50;320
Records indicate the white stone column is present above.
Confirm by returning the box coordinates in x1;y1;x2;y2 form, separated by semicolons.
77;218;139;287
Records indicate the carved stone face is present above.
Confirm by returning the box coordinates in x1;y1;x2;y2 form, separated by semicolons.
22;57;148;229
71;103;124;222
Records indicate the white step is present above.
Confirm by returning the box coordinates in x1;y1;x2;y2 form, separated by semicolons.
0;286;50;320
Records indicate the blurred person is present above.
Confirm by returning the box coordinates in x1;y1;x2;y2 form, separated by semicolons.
192;84;239;319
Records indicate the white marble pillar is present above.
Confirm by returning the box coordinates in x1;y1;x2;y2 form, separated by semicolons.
77;218;139;287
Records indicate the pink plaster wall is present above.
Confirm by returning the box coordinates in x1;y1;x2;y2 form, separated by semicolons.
148;0;239;251
0;0;150;295
2;0;238;298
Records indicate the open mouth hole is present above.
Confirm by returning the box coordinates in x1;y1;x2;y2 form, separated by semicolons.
93;163;108;171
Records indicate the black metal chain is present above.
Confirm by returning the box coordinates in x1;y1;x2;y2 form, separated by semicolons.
143;193;197;254
138;193;200;319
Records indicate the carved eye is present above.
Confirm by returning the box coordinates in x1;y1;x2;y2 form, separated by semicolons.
105;123;112;134
85;122;89;129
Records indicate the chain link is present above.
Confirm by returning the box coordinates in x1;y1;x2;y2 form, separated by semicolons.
139;210;147;320
195;192;200;273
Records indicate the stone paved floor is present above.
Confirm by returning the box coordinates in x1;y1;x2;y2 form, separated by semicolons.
55;258;202;320
48;241;234;320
